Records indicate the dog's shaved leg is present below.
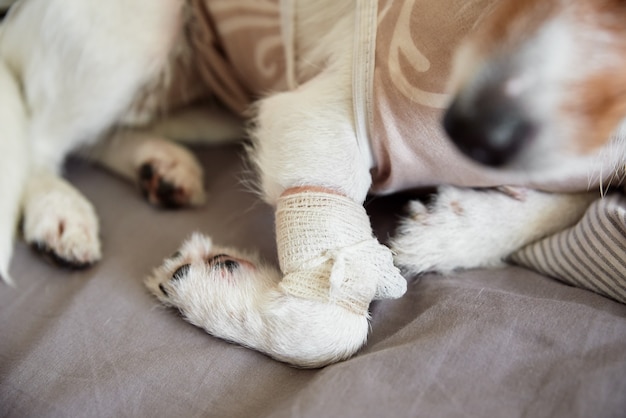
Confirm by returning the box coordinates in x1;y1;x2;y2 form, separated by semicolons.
391;186;597;275
92;130;206;208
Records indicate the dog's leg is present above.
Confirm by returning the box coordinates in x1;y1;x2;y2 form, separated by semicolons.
146;9;407;366
21;173;102;268
90;105;243;208
93;130;206;208
147;70;406;367
1;0;183;267
144;105;244;147
391;186;597;275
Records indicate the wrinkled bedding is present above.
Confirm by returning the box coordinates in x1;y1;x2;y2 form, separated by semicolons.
1;145;625;418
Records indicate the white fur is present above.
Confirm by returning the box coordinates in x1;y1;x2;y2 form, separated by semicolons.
145;233;369;368
0;0;616;367
0;0;193;265
392;187;597;275
2;0;183;171
0;0;379;367
22;173;101;266
94;129;206;207
249;3;372;205
0;57;27;283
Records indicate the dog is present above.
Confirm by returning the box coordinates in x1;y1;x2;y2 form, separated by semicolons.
1;0;625;368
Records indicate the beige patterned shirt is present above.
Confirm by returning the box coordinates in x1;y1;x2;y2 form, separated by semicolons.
188;0;609;194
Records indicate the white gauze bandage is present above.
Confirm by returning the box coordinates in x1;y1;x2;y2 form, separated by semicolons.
276;191;407;315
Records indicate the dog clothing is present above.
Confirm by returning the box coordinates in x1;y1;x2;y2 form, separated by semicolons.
186;0;610;193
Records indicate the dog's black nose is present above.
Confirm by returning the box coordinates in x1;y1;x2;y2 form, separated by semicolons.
443;92;536;167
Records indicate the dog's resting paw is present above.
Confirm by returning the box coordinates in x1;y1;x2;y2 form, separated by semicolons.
135;140;205;208
23;177;101;268
391;186;596;276
146;233;369;368
391;186;523;275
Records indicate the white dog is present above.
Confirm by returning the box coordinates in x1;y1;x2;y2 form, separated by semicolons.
1;0;625;367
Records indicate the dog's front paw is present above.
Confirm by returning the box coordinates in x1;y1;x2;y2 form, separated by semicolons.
391;186;596;276
135;139;205;208
146;233;283;347
23;176;101;268
146;233;369;368
391;186;517;275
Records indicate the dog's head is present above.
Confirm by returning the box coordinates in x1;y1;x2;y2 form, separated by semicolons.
444;0;626;171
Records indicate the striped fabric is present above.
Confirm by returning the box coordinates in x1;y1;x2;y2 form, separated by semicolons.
511;193;626;304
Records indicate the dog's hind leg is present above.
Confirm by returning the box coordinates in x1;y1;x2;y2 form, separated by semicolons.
1;0;183;268
391;186;597;275
93;129;206;209
90;105;243;208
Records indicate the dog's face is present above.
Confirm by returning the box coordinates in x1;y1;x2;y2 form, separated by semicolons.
444;0;626;172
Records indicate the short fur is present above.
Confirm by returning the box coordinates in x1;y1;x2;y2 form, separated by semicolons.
1;0;624;366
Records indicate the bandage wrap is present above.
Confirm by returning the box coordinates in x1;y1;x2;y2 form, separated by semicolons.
276;191;407;315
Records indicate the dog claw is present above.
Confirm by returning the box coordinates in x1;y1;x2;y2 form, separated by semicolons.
137;155;205;208
31;241;95;270
138;162;197;208
22;176;102;270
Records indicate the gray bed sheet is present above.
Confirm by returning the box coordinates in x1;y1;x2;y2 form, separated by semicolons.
1;144;625;418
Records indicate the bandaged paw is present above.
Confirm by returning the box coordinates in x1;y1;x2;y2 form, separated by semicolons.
276;191;406;315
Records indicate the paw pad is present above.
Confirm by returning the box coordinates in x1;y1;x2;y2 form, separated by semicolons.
138;162;190;209
171;263;191;281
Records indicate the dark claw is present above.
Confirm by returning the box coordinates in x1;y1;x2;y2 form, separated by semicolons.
217;259;239;273
208;254;240;273
171;264;191;281
139;163;155;181
156;180;184;209
138;163;186;209
159;283;169;297
31;242;94;270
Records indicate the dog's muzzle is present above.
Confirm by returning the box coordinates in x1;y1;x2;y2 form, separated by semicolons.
443;88;537;167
